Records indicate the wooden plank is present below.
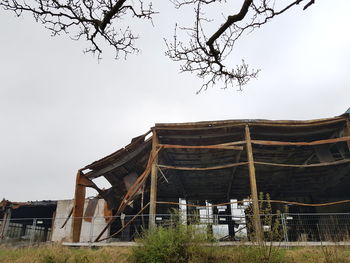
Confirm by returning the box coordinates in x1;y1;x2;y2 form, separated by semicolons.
155;116;346;128
248;118;346;128
245;125;263;242
158;133;242;140
155;124;245;131
251;136;350;147
72;171;86;243
149;129;159;229
159;143;244;150
158;162;248;171
254;159;350;168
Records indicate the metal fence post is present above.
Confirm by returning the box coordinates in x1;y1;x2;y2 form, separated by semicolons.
30;218;37;245
281;213;289;243
89;216;95;243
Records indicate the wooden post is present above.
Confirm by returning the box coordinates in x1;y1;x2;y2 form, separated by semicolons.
72;170;86;242
149;128;159;229
0;208;11;240
245;125;263;242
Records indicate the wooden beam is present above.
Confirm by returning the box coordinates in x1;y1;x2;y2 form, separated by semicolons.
245;125;262;242
149;129;159;229
158;162;247;171
155;116;346;129
158;133;242;140
72;170;86;243
254;159;350;168
251;136;350;147
159;143;244;150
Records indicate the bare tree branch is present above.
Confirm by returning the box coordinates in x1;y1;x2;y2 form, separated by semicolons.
166;0;314;92
0;0;315;91
0;0;156;59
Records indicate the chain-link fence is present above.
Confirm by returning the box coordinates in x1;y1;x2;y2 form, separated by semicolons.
2;213;350;245
0;217;53;246
284;213;350;242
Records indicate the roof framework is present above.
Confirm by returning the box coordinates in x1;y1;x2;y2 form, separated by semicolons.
71;114;350;242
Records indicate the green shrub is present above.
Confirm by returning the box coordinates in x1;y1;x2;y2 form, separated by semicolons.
131;224;212;263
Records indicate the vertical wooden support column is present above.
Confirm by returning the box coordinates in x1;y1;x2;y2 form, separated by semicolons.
245;125;263;241
149;128;159;229
72;170;86;242
0;209;11;240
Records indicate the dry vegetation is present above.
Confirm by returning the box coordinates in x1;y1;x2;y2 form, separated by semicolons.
2;245;350;263
0;245;131;263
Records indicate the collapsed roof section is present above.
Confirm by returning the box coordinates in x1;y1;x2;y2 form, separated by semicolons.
71;114;350;242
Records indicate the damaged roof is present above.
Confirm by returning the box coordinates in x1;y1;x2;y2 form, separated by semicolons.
81;114;350;205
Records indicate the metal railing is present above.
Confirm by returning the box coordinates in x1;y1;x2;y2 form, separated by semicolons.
2;213;350;245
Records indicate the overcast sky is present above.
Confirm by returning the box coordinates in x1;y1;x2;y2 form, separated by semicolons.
1;1;350;201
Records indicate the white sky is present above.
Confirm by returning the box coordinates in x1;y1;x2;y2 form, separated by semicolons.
1;1;350;201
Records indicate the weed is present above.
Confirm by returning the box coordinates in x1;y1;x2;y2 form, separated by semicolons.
131;223;213;263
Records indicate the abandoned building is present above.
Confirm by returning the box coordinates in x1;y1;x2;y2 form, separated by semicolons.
0;198;110;243
2;113;350;244
0;200;57;242
69;113;350;243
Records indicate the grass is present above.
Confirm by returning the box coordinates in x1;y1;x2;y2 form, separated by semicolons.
2;244;350;263
0;244;131;263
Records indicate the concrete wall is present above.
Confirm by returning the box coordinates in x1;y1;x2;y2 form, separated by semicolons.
51;199;109;242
